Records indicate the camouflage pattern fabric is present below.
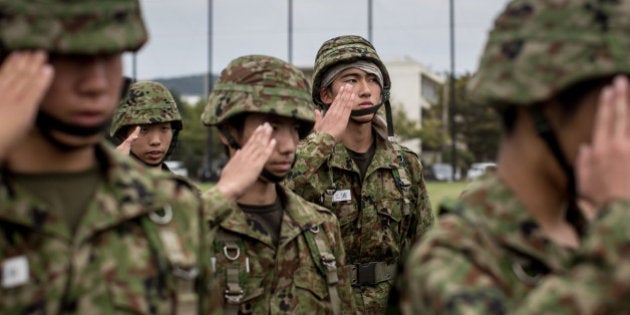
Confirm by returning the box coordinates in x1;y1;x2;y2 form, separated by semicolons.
469;0;630;108
513;200;630;314
0;143;206;314
399;174;630;314
286;131;434;314
0;0;147;54
111;81;183;138
311;35;391;109
202;55;315;138
203;185;355;314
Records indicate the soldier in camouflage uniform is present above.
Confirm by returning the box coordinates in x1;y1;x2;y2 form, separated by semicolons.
201;54;355;314
111;81;183;172
285;35;433;313
0;0;276;313
398;0;630;313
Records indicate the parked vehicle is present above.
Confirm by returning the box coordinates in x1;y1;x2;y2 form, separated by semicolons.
164;160;189;177
424;163;461;181
466;162;497;180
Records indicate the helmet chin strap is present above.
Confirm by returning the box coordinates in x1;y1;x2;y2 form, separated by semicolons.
529;106;586;236
35;110;108;150
349;102;383;117
339;99;395;141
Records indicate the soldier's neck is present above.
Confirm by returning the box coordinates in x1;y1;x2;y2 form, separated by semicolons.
4;130;97;173
236;179;277;206
342;121;373;153
497;117;580;248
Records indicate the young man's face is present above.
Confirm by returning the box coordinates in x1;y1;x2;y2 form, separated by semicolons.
321;67;382;123
238;113;300;179
39;53;123;147
129;122;174;167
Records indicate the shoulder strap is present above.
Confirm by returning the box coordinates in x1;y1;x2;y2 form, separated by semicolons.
140;210;199;314
391;144;417;254
320;145;338;209
215;230;245;315
303;224;341;315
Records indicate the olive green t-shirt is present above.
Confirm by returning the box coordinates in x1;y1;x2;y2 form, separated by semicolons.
239;197;284;247
7;167;101;234
347;140;376;182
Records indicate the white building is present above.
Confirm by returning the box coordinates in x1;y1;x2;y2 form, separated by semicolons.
385;57;446;154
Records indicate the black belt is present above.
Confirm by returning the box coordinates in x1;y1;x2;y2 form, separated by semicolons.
345;262;396;287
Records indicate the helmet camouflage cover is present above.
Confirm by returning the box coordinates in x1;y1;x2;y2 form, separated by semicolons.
469;0;630;107
202;54;315;138
110;81;183;138
0;0;147;54
311;35;391;108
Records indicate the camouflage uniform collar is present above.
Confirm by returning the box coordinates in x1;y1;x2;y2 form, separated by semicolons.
218;185;329;248
0;142;170;243
330;130;399;174
455;174;573;270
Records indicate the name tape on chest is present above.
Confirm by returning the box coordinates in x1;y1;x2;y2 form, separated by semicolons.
332;189;352;202
2;255;29;288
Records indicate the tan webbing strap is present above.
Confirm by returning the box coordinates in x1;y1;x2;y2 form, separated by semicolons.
217;232;244;315
322;151;337;209
392;149;415;255
323;189;335;209
172;266;199;314
142;211;200;314
312;229;341;315
224;263;242;315
392;162;411;217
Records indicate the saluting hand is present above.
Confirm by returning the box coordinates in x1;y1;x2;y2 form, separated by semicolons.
576;75;630;216
215;123;276;202
314;84;354;142
115;126;140;155
0;51;54;160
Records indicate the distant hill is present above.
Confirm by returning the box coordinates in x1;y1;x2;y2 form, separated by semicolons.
151;74;218;97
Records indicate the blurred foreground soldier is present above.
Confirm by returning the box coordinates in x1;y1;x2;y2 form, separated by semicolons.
399;0;630;313
201;55;355;314
286;35;433;313
0;0;275;313
111;81;183;171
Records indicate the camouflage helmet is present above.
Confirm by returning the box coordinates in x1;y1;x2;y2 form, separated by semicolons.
0;0;147;54
469;0;630;107
202;54;315;138
110;81;183;138
312;35;391;108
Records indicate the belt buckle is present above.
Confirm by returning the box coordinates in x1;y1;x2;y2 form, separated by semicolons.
357;262;377;286
224;289;244;304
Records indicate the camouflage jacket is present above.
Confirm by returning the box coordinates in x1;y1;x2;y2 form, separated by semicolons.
0;143;205;314
400;174;630;314
285;131;433;314
204;184;355;314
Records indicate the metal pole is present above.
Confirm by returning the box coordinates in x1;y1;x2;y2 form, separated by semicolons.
288;0;293;63
207;0;214;96
367;0;373;42
449;0;457;181
205;0;214;181
132;52;137;81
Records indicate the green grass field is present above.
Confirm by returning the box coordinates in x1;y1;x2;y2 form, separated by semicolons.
425;181;469;208
199;180;469;210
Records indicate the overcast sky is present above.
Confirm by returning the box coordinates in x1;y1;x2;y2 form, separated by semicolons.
124;0;510;80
